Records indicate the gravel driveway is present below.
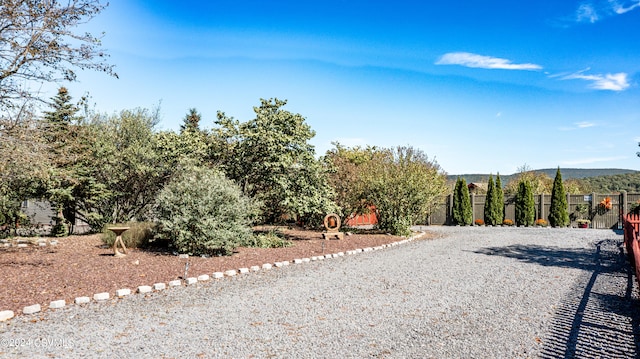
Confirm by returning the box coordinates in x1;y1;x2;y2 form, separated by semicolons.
1;226;639;358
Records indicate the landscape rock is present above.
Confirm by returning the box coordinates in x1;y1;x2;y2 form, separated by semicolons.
0;310;14;321
93;292;109;301
75;297;90;304
137;286;153;293
116;289;131;297
49;300;65;309
23;304;41;315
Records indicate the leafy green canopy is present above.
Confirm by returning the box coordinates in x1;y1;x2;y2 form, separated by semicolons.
324;144;447;235
212;98;336;224
80;107;169;228
368;146;447;235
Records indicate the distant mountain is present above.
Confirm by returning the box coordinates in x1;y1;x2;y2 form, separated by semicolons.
448;168;638;184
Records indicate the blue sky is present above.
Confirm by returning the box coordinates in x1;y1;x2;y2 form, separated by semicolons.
60;0;640;175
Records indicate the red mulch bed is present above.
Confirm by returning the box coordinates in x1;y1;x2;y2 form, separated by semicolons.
0;227;431;315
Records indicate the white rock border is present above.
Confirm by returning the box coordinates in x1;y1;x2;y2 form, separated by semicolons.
0;232;426;321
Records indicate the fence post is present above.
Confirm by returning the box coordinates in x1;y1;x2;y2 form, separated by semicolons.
470;193;476;223
539;194;545;220
591;192;597;228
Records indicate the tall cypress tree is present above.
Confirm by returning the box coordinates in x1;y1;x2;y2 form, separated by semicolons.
495;173;504;224
515;180;535;226
452;177;472;225
548;167;569;227
484;175;497;225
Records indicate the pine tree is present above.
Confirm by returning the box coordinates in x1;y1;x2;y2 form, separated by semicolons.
515;180;535;226
44;87;80;149
180;108;202;133
452;177;472;225
42;87;83;236
495;173;505;224
548;167;569;227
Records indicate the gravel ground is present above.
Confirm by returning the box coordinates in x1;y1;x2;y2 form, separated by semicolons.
1;226;639;358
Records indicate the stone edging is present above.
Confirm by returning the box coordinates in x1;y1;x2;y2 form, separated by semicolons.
0;232;426;322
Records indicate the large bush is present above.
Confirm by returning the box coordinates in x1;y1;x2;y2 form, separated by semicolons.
155;166;255;256
360;146;447;236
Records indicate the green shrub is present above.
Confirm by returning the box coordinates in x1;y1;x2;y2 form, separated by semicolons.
154;166;255;256
50;211;68;237
244;229;293;248
380;216;412;236
102;222;156;248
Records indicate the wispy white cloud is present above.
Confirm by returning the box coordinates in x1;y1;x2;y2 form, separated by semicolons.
611;0;640;14
561;156;628;165
573;0;640;23
560;69;630;91
576;3;600;22
435;52;542;71
559;121;597;131
576;121;596;128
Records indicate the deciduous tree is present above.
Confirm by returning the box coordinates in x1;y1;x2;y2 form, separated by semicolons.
81;107;167;228
211;98;336;223
361;146;447;235
0;0;116;110
0;102;50;228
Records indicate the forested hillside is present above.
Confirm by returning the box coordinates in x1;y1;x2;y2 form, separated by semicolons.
449;168;638;186
581;172;640;193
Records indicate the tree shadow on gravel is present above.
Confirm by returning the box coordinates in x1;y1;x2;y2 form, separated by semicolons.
475;238;640;358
